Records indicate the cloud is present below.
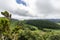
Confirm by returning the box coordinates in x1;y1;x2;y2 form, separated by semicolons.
36;0;53;14
35;0;60;19
0;0;60;19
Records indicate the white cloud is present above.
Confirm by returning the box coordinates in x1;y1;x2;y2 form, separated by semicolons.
35;0;60;19
50;0;60;9
0;0;60;19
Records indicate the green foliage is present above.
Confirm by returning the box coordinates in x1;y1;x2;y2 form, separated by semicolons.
0;18;10;33
47;35;60;40
0;17;11;40
18;30;44;40
16;21;38;30
1;11;11;19
25;20;60;29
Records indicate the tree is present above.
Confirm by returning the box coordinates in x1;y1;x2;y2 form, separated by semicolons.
0;11;11;40
0;18;10;40
1;11;11;19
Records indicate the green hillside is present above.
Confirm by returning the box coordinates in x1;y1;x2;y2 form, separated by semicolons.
25;20;60;29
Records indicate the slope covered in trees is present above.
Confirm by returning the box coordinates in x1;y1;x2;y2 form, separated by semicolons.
25;20;60;29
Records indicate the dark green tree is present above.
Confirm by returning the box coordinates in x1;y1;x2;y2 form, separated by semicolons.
1;11;11;19
0;18;11;40
0;11;11;40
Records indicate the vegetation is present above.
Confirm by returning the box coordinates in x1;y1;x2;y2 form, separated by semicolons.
25;20;60;29
0;11;60;40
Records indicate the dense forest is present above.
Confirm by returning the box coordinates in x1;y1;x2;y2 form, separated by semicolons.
0;11;60;40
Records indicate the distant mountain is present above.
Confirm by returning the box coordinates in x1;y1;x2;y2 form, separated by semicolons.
39;19;60;23
25;19;60;23
47;19;60;23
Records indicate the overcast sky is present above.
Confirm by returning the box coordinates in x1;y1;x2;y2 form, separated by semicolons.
0;0;60;20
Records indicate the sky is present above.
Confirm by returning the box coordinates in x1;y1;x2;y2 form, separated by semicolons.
0;0;60;20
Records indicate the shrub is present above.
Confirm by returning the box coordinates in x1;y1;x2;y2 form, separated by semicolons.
18;30;44;40
47;35;60;40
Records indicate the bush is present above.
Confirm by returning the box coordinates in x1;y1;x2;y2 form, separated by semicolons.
0;18;10;33
47;35;60;40
18;30;44;40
